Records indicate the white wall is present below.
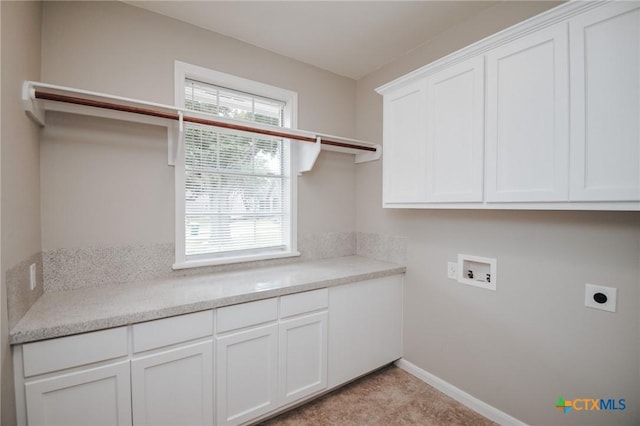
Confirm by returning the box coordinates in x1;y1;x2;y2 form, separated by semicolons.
1;2;42;425
40;1;356;252
355;2;640;425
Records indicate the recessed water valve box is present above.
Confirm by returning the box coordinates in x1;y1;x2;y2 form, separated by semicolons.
457;254;497;291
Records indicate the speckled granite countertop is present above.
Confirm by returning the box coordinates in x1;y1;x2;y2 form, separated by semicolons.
10;256;405;345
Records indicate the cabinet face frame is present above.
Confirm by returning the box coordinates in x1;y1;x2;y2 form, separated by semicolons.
131;341;213;426
485;23;570;202
569;2;640;201
425;56;485;202
24;360;132;426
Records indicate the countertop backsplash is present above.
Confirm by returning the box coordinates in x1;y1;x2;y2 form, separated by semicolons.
42;243;176;292
41;231;359;293
6;252;44;330
356;232;407;264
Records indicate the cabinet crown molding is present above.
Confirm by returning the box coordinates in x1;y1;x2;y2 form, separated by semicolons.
376;0;604;95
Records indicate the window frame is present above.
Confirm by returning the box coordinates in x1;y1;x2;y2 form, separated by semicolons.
173;61;299;269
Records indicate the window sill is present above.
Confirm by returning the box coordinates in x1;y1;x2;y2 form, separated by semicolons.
172;250;301;270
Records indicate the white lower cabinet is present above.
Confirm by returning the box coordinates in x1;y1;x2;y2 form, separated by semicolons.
131;341;213;426
215;324;279;426
25;360;132;426
15;276;404;426
279;312;328;405
215;289;330;426
328;275;403;388
16;312;213;426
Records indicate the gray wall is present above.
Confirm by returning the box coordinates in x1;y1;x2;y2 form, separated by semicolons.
1;2;42;425
355;2;640;425
3;1;640;425
40;1;357;252
3;0;359;422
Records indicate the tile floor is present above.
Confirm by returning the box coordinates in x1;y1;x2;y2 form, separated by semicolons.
260;365;497;425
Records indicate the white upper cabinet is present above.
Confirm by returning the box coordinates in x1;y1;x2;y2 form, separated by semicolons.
382;80;428;204
378;1;640;210
382;56;484;205
569;3;640;201
426;56;485;202
486;23;570;202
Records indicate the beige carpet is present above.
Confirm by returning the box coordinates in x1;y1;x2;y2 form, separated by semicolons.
260;365;497;426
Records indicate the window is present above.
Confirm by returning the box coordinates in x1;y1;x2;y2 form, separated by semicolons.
173;62;298;268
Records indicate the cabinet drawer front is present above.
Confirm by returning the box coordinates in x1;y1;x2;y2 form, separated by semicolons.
280;288;328;319
133;310;213;353
216;298;278;333
22;327;128;377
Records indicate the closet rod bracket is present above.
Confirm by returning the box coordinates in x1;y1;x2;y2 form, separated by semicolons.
23;82;45;126
22;80;382;169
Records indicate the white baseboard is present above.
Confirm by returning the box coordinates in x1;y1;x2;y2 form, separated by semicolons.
395;358;527;426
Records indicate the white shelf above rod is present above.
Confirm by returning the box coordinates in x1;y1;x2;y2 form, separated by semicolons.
23;81;381;170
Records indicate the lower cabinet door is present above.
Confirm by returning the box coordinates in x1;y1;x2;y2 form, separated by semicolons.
328;275;403;388
25;360;132;426
216;324;278;425
131;340;213;426
279;312;328;405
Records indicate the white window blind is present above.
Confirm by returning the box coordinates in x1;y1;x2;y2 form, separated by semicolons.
183;79;288;258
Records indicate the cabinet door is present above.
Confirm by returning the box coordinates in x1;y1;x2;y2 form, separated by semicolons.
328;275;403;388
425;56;485;202
25;361;132;426
279;311;328;405
216;324;278;425
486;24;569;202
382;80;428;204
569;3;640;201
131;341;213;426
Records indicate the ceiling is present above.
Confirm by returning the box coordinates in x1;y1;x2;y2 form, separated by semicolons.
124;1;499;80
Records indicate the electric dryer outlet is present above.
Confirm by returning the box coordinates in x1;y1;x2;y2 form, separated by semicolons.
584;283;617;313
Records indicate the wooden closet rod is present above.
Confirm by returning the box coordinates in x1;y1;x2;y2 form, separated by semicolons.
34;91;377;152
